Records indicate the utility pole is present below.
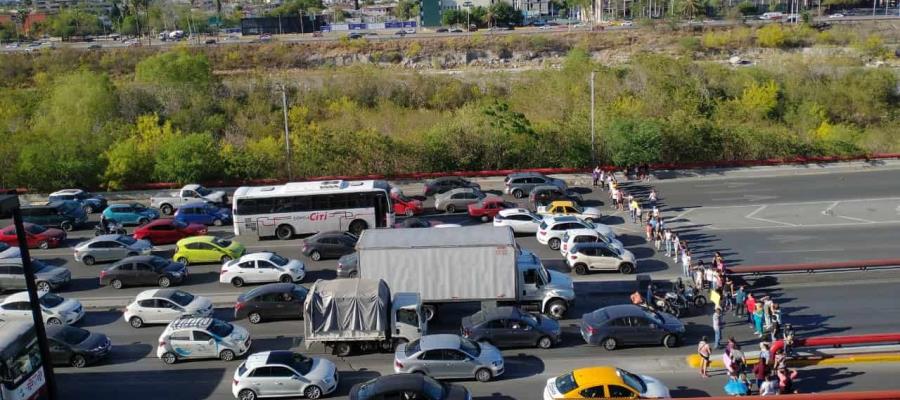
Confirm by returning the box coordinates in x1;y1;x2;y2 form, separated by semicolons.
280;84;294;181
590;71;596;165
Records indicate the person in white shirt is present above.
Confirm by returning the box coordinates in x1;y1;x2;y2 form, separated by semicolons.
671;233;680;262
664;229;672;256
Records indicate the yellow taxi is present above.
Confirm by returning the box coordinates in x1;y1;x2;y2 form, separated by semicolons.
536;200;602;222
543;366;670;399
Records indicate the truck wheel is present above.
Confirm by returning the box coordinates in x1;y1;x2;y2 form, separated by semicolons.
423;305;437;321
574;263;588;275
334;342;353;357
619;263;635;274
348;220;368;235
275;225;294;240
475;368;492;382
512;189;525;198
545;299;567;320
548;238;561;250
160;204;174;215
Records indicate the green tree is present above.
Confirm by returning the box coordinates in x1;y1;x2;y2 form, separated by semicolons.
756;24;785;48
47;8;102;40
104;114;178;189
487;2;523;26
135;49;213;87
269;0;325;15
392;0;420;20
442;9;465;26
605;119;663;166
153;132;223;183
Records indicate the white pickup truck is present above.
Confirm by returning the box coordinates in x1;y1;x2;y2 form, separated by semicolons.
150;184;228;215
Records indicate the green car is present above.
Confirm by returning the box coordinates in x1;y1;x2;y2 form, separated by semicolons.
172;236;246;265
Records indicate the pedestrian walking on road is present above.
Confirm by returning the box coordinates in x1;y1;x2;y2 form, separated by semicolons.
645;220;654;242
705;265;717;290
734;285;747;317
682;249;692;278
762;296;774;331
671;233;680;263
758;341;771;367
753;304;765;337
664;229;673;256
713;307;723;349
654;222;663;250
592;166;601;187
698;336;711;378
693;260;705;289
648;189;658;207
723;276;734;312
745;293;757;324
629;198;639;222
753;353;769;392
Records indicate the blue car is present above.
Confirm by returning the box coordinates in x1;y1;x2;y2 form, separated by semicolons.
48;189;107;214
102;203;160;226
173;201;232;226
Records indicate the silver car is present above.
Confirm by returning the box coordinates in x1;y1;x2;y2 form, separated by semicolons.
434;188;493;213
74;234;153;265
394;334;504;382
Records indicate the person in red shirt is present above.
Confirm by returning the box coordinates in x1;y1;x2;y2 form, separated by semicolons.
745;293;757;325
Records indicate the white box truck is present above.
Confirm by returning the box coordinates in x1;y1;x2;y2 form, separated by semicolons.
356;225;575;320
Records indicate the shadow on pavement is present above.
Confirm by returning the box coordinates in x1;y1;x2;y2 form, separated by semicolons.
62;277;101;293
79;310;123;328
495;354;545;380
105;342;154;365
671;387;711;397
57;367;227;399
796;366;862;392
332;369;383;396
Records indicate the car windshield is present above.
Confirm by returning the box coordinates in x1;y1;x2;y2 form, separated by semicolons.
292;287;308;299
168;290;194;306
214;238;232;247
132;204;147;211
27;224;47;235
618;369;647;393
269;254;289;266
172;220;187;229
208;320;233;337
468;312;486;325
405;339;421;355
40;292;65;308
150;257;171;269
554;372;579;394
539;221;548;230
117;235;137;245
0;243;8;251
30;259;51;273
58;326;91;346
195;187;212;196
459;337;480;357
288;353;313;375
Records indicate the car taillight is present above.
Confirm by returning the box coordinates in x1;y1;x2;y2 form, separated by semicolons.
585;326;599;334
220;267;227;275
395;360;404;369
235;302;244;312
539;230;546;236
99;271;107;278
462;328;471;337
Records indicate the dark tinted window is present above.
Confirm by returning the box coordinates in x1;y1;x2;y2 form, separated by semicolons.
579;386;605;398
419;350;442;361
608;385;636;398
443;349;467;361
268;366;296;377
193;331;213;342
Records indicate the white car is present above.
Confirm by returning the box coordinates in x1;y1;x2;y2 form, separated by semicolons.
493;208;544;234
560;229;624;257
0;243;20;259
567;242;636;275
537;216;615;250
0;290;84;326
232;350;338;400
157;317;251;364
828;13;844;18
124;289;213;328
433;223;463;228
220;252;305;287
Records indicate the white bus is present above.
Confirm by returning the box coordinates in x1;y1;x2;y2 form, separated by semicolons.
0;320;46;400
232;180;395;240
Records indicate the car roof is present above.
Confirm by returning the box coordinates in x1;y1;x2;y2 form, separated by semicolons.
177;235;216;244
308;231;350;240
498;208;532;216
238;252;276;261
2;290;48;304
507;172;543;178
474;306;520;321
49;189;84;196
571;366;625;388
531;185;562;192
439;187;476;196
45;324;81;340
183;184;202;190
595;304;644;319
243;350;301;370
243;283;297;298
136;288;180;301
115;255;161;264
166;317;214;331
544;215;580;224
418;334;462;351
357;374;436;395
549;200;576;207
88;234;128;243
565;229;598;238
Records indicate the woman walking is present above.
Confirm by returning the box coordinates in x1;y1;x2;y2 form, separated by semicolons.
698;336;711;377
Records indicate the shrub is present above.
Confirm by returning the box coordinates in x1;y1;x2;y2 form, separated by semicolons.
756;24;786;48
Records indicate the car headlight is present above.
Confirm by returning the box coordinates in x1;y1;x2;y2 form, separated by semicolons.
492;360;502;367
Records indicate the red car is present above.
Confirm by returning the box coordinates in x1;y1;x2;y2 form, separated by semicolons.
468;197;513;222
391;192;424;217
132;218;207;245
0;223;66;249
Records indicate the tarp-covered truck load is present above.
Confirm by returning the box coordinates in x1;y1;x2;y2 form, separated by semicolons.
304;279;390;343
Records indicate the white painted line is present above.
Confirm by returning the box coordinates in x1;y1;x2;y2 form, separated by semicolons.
702;219;900;231
834;215;876;223
757;248;845;254
744;205;798;227
822;201;840;216
673;208;696;220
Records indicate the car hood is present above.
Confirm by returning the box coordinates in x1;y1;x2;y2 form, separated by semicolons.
305;358;337;382
537;315;561;333
225;324;250;343
0;247;21;259
131;240;153;251
658;313;685;332
202;191;227;202
49;298;82;315
476;342;503;364
639;374;671;398
163;263;186;274
74;332;110;352
186;296;213;313
36;266;69;280
545;269;574;293
283;260;305;272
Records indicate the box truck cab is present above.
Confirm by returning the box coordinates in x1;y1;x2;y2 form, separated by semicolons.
515;247;575;319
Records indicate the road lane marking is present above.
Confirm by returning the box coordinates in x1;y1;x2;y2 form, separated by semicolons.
757;248;845;254
745;205;797;227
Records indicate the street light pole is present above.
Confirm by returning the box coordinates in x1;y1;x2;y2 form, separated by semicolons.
279;84;294;181
0;193;58;400
590;70;596;165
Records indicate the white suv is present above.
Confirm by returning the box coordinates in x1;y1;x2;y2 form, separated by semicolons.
493;208;544;234
536;216;615;250
124;289;213;328
567;242;636;275
220;252;305;287
560;229;625;257
0;291;83;326
157;317;251;364
232;350;338;400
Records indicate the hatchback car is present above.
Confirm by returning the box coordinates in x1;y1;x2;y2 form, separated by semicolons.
0;290;84;326
492;208;544;234
234;283;309;324
560;229;624;257
568;242;636;275
102;203;160;226
0;223;66;249
505;172;567;199
537;216;615;250
301;231;357;261
543;366;670;399
536;200;602;222
99;255;187;289
132;218;207;245
46;325;112;368
48;189;107;214
0;243;19;259
0;258;71;292
74;234;153;265
335;252;359;278
423;176;480;196
124;289;213;328
232;350;338;400
391;190;424;217
157;317;251;364
467;197;514;222
461;307;561;349
434;188;492;213
580;304;684;350
173;236;246;265
20;201;87;231
220;252;305;287
174;201;233;226
529;185;583;209
350;374;470;400
394;334;504;382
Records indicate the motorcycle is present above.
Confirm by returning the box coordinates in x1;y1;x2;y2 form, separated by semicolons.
94;221;126;236
655;291;688;318
681;283;708;309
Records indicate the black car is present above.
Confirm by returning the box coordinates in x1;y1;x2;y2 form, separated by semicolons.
234;283;309;324
528;185;583;209
46;325;112;368
580;304;685;350
348;32;363;39
20;201;87;232
423;176;481;196
350;374;470;400
461;306;561;349
436;28;449;33
301;231;358;261
392;217;434;229
99;255;187;289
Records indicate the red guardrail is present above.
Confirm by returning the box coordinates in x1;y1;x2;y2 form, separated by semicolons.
677;392;900;400
729;258;900;274
769;333;900;360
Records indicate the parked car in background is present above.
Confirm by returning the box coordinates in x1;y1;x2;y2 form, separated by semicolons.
435;188;493;213
173;201;232;226
0;223;66;249
0;243;19;259
46;325;112;368
219;252;305;287
234;283;309;324
102;203;160;226
123;289;213;328
492;208;544;234
537;216;615;250
568;242;636;275
393;217;434;229
73;234;153;265
335;252;359;278
536;200;602;222
560;229;624;257
391;190;424;217
0;290;84;326
151;184;228;215
461;306;561;349
173;236;246;265
99;255;187;289
132;218;207;245
21;201;87;231
468;197;514;222
0;257;71;292
157;317;251;364
349;374;471;400
301;231;358;261
423;176;481;196
232;350;338;400
394;334;504;382
48;189;107;214
505;172;567;199
580;304;684;350
529;186;583;209
543;366;671;399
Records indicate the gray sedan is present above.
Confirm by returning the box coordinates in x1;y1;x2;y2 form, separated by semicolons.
393;334;504;382
74;234;153;265
434;188;494;213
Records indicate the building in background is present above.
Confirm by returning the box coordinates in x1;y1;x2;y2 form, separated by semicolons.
30;0;112;14
419;0;440;26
